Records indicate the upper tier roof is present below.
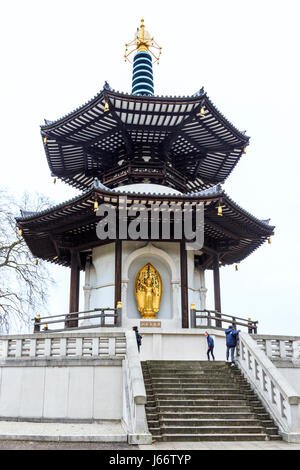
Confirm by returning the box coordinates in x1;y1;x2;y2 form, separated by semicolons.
41;85;249;193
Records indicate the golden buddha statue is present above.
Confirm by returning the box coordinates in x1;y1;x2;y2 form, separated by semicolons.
135;263;162;319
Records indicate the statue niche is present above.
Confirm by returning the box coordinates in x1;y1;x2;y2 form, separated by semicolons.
135;263;162;319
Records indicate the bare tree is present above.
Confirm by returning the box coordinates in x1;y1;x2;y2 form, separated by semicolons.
0;190;53;333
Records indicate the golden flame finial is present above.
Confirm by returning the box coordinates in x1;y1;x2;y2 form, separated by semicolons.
124;18;162;64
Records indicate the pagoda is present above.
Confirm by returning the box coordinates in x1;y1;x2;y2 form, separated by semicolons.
16;20;274;331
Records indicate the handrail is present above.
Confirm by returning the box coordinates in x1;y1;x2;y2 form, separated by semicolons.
237;332;300;439
122;330;151;444
32;306;122;332
30;307;116;322
190;308;258;333
125;331;147;405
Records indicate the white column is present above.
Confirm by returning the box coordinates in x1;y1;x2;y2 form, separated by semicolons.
199;268;207;325
82;257;93;326
171;281;180;328
121;280;129;328
83;257;92;312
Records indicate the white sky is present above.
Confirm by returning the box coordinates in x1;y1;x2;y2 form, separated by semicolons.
0;0;299;334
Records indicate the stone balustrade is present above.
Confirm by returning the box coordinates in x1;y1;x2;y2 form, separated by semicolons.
122;331;151;444
253;335;300;364
0;331;126;360
238;332;300;442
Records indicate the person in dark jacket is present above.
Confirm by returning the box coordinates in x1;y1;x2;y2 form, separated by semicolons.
225;325;240;366
133;326;142;353
205;331;215;361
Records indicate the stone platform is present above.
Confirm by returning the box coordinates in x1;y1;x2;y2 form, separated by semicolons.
0;420;127;443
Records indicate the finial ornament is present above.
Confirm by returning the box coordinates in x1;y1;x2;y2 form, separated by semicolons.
124;18;162;64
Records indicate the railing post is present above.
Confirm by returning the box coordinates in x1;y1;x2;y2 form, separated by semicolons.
65;314;71;329
293;340;300;364
69;250;80;326
116;302;122;327
190;303;196;328
34;315;40;333
207;310;211;327
232;316;237;330
100;310;105;327
15;340;22;358
30;339;36;358
248;317;253;334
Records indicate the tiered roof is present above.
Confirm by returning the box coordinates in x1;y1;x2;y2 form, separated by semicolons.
16;54;275;272
41;85;249;193
16;180;274;269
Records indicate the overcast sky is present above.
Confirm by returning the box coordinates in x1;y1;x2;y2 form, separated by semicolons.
0;0;299;334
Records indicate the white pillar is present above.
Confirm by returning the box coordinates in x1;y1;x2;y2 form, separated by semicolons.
171;281;181;328
121;279;129;328
199;268;207;325
82;257;92;326
83;256;92;312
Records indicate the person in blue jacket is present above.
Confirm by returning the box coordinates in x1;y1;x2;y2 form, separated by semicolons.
205;331;215;361
133;326;142;353
225;325;240;366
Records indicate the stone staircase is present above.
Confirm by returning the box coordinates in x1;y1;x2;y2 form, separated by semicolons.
141;360;281;442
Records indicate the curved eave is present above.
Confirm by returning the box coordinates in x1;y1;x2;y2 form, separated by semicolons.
40;87;248;139
40;87;250;191
16;182;274;268
16;181;274;233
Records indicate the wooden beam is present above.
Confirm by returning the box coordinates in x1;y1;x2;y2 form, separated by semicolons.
68;250;80;326
180;241;189;328
105;99;135;156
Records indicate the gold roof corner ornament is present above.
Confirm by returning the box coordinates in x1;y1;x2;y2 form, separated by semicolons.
124;18;162;64
135;263;162;319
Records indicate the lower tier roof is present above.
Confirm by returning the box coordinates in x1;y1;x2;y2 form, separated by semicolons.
16;181;274;269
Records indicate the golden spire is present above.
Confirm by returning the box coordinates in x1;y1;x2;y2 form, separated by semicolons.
124;18;162;64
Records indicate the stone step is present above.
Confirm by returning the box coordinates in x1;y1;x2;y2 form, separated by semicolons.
146;375;233;381
158;433;269;442
148;419;280;438
149;418;264;427
149;392;254;400
146;386;250;393
145;363;231;369
147;405;254;413
149;399;258;407
142;360;281;442
147;376;240;382
147;432;280;442
146;370;231;376
144;363;231;369
145;381;242;388
145;377;246;384
143;365;230;370
158;426;265;435
147;412;257;420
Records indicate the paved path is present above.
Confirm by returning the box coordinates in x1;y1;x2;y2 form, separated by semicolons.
0;420;127;443
0;440;134;450
0;420;298;450
0;439;299;451
139;440;300;451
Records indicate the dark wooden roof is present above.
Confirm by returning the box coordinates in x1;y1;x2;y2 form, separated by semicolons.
41;86;249;193
16;181;274;269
